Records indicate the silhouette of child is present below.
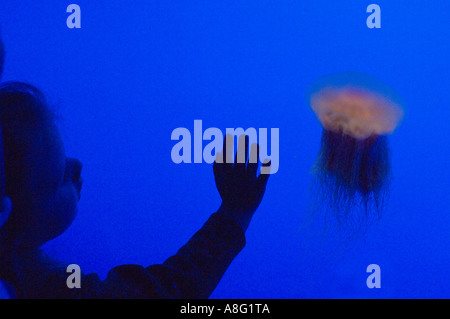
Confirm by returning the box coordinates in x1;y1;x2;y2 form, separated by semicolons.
0;78;270;298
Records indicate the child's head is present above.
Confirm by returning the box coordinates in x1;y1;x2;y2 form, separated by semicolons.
0;82;82;249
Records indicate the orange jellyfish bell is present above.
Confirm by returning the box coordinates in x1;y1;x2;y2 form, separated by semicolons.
311;86;403;139
307;72;404;233
309;71;404;139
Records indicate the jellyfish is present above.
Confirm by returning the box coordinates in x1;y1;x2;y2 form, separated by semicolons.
308;72;403;231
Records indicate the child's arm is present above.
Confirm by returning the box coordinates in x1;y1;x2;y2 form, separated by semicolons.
81;134;270;299
93;212;245;298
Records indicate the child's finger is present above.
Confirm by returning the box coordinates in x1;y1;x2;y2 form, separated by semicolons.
213;151;223;176
223;134;234;168
257;159;271;189
247;143;259;178
235;135;247;174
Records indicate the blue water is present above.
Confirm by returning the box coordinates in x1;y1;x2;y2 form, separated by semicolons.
1;1;449;298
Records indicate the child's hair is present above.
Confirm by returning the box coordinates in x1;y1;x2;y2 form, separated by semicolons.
0;82;56;244
0;82;61;297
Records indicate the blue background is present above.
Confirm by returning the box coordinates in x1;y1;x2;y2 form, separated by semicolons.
1;1;449;298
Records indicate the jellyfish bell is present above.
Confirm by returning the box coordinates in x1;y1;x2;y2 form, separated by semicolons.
308;72;403;233
311;85;403;140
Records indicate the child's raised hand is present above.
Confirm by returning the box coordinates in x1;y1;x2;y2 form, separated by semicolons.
213;134;270;233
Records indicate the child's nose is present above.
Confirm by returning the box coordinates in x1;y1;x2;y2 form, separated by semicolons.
66;157;83;182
